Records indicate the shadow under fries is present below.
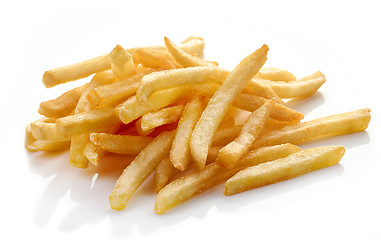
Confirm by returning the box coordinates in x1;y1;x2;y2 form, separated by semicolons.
216;163;344;214
27;129;370;237
286;92;325;115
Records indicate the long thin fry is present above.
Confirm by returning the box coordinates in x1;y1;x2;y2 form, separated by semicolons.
217;99;274;169
255;71;326;98
27;140;71;152
117;86;189;124
38;83;87;118
190;44;269;169
154;158;181;193
109;131;175;210
164;36;215;67
253;108;371;148
141;105;184;131
30;117;70;142
89;133;153;155
170;96;204;171
136;67;228;102
256;67;296;82
194;83;303;121
224;145;345;195
42;54;111;88
155;143;301;214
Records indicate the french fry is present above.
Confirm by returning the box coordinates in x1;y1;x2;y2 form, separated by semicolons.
155;146;222;193
133;47;182;70
27;140;71;152
89;133;153;155
117;86;189;124
170;96;204;171
42;54;111;88
110;44;136;80
217;99;274;169
30;117;70;142
135;118;154;136
38;83;87;118
256;67;297;82
69;71;119;168
87;70;153;108
140;105;184;132
179;36;205;57
190;45;269;169
56;108;120;138
83;142;105;166
25;124;37;148
155;143;301;214
212;125;243;146
255;71;326;98
224;145;345;195
164;36;216;67
253;108;371;148
194;83;303;121
109;131;175;210
136;67;229;102
244;80;285;105
154;158;181;193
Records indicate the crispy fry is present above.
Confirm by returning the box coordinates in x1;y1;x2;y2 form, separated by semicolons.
83;142;105;166
42;54;111;88
170;96;204;171
194;83;303;121
164;36;215;67
136;67;228;102
254;108;371;148
133;47;182;70
90;133;153;155
30;117;70;142
56;108;120;138
87;70;153;108
38;84;87;118
110;44;135;80
135;118;154;136
141;105;184;132
190;45;269;169
117;86;189;124
155;143;301;214
224;145;345;195
154;158;181;193
27;140;71;152
179;36;205;57
255;71;326;98
217;99;274;169
109;131;175;210
256;67;296;82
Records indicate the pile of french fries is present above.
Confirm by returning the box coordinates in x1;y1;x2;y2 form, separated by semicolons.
25;36;371;214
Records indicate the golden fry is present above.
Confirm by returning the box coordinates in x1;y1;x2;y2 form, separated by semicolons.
137;67;228;102
38;84;87;118
25;124;37;148
154;158;181;193
217;99;274;169
109;131;175;210
89;133;153;155
117;86;189;124
27;140;71;152
254;108;371;148
30;117;70;142
190;45;269;169
255;71;326;98
256;67;296;82
141;105;184;132
110;44;135;80
164;36;215;67
170;96;204;171
42;54;111;88
155;143;301;214
224;145;345;195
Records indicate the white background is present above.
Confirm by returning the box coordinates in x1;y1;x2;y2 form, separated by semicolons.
1;0;380;239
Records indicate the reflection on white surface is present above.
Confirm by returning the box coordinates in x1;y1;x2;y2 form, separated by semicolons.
25;129;370;238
